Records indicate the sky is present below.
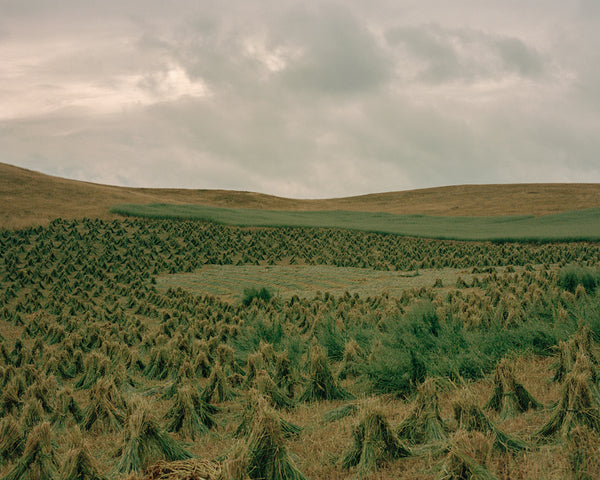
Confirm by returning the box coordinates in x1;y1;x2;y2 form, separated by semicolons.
1;1;599;198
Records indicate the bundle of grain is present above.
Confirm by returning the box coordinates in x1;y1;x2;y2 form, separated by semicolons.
193;351;211;378
322;403;359;424
274;351;294;397
74;353;111;390
20;398;45;436
202;363;236;403
1;378;23;416
0;415;24;462
338;340;364;380
81;378;127;433
165;384;219;440
342;405;411;478
25;375;57;414
537;367;600;439
453;394;528;453
222;395;308;480
484;359;541;419
437;430;499;480
396;378;449;445
51;388;83;430
3;422;58;480
144;346;179;381
254;369;295;410
58;427;104;480
234;390;301;439
565;425;599;480
244;353;264;388
114;400;192;475
299;345;352;402
553;325;599;383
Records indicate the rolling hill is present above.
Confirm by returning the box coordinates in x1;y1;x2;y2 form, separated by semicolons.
2;161;600;229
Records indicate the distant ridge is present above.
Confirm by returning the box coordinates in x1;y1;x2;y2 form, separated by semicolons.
2;162;600;229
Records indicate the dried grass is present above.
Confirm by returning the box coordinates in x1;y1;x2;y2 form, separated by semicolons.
20;398;45;436
322;403;359;424
565;425;600;480
141;459;221;480
253;369;295;410
202;364;236;403
51;388;83;430
553;326;599;383
234;390;301;439
337;340;364;380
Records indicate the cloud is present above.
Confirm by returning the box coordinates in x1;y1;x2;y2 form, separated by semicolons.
275;4;390;94
386;25;544;84
0;0;599;197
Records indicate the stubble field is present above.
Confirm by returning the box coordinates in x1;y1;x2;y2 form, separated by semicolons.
1;217;600;479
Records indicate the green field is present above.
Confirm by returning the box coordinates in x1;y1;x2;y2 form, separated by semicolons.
111;203;600;241
157;265;498;301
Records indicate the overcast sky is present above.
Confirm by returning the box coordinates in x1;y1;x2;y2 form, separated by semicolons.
1;1;599;198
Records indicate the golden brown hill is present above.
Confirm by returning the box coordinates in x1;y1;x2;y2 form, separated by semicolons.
2;162;600;229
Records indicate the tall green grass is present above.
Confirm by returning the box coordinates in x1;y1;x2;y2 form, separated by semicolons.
110;204;600;242
558;265;600;293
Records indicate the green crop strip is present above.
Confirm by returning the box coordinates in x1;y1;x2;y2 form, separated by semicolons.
110;204;600;242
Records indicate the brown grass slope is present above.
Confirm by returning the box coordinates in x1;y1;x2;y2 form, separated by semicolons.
2;162;600;229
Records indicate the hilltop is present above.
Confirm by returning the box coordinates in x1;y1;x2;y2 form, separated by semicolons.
2;161;600;229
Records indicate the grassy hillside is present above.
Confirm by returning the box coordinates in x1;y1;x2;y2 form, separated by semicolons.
2;162;600;229
111;203;600;242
